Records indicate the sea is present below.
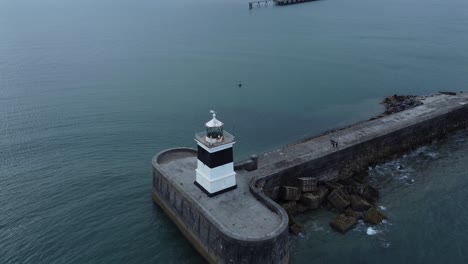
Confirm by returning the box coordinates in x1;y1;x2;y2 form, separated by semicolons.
1;0;467;263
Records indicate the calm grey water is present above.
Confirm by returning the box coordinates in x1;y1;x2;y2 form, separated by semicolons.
1;0;467;263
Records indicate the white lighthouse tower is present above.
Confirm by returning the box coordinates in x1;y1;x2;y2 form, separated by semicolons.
194;111;237;197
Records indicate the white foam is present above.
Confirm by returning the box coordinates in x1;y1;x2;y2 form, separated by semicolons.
379;206;387;211
366;227;379;235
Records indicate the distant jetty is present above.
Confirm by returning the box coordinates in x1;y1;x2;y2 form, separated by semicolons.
249;0;317;9
152;92;468;263
274;0;318;5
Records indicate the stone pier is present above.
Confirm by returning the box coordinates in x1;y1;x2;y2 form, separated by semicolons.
152;92;468;263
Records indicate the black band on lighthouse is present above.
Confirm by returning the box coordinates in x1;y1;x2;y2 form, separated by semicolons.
197;146;233;168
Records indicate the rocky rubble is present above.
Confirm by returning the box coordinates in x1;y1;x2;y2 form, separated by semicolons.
381;94;423;115
277;175;387;235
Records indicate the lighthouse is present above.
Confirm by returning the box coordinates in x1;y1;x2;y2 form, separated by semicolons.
194;111;237;197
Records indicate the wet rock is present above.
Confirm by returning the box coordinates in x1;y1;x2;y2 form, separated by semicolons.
289;223;304;235
439;91;457;96
350;194;373;211
330;214;357;233
360;185;379;204
287;212;297;226
281;186;301;201
281;201;297;215
327;189;351;211
296;203;309;213
324;181;344;191
364;207;387;224
381;94;423;115
352;172;368;183
344;182;365;195
287;213;304;235
268;186;280;201
296;177;317;192
314;186;330;203
300;193;321;209
344;208;362;220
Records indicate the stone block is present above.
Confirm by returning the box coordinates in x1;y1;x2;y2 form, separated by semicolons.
344;182;365;195
296;203;309;213
350;195;372;211
287;212;297;226
343;208;362;220
300;193;321;209
327;189;351;210
361;185;379;204
324;181;344;191
281;186;301;201
330;214;357;233
281;201;297;215
296;177;317;192
314;186;330;203
289;223;304;236
364;207;386;224
268;186;280;201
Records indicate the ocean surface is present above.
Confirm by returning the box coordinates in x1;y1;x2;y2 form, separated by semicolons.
1;0;467;263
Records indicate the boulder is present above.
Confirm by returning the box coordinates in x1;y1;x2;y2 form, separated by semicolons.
289;223;304;235
361;185;379;204
296;177;317;192
364;207;387;224
344;208;362;220
327;189;351;211
287;213;304;235
281;186;301;201
300;193;321;209
313;186;330;203
296;203;309;213
268;186;280;201
281;201;297;215
350;195;373;211
439;91;457;96
330;214;357;233
381;94;423;115
344;181;365;195
324;181;344;191
287;212;297;226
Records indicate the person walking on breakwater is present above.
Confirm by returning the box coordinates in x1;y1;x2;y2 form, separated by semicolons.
330;139;338;148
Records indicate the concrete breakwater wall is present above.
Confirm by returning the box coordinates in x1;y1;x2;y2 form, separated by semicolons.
152;93;468;263
250;94;468;200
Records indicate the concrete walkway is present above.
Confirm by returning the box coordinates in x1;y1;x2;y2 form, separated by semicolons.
252;93;468;178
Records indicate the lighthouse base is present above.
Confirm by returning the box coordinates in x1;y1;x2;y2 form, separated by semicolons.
195;166;237;197
194;181;237;197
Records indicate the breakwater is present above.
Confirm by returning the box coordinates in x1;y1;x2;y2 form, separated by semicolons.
152;93;468;263
248;0;317;9
274;0;317;6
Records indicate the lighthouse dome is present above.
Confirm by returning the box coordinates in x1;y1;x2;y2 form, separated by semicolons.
205;117;224;128
205;110;224;143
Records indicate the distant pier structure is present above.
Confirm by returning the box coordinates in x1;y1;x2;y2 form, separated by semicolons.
249;0;270;9
274;0;317;5
249;0;316;9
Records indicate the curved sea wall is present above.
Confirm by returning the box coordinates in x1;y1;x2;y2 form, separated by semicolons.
152;148;289;264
